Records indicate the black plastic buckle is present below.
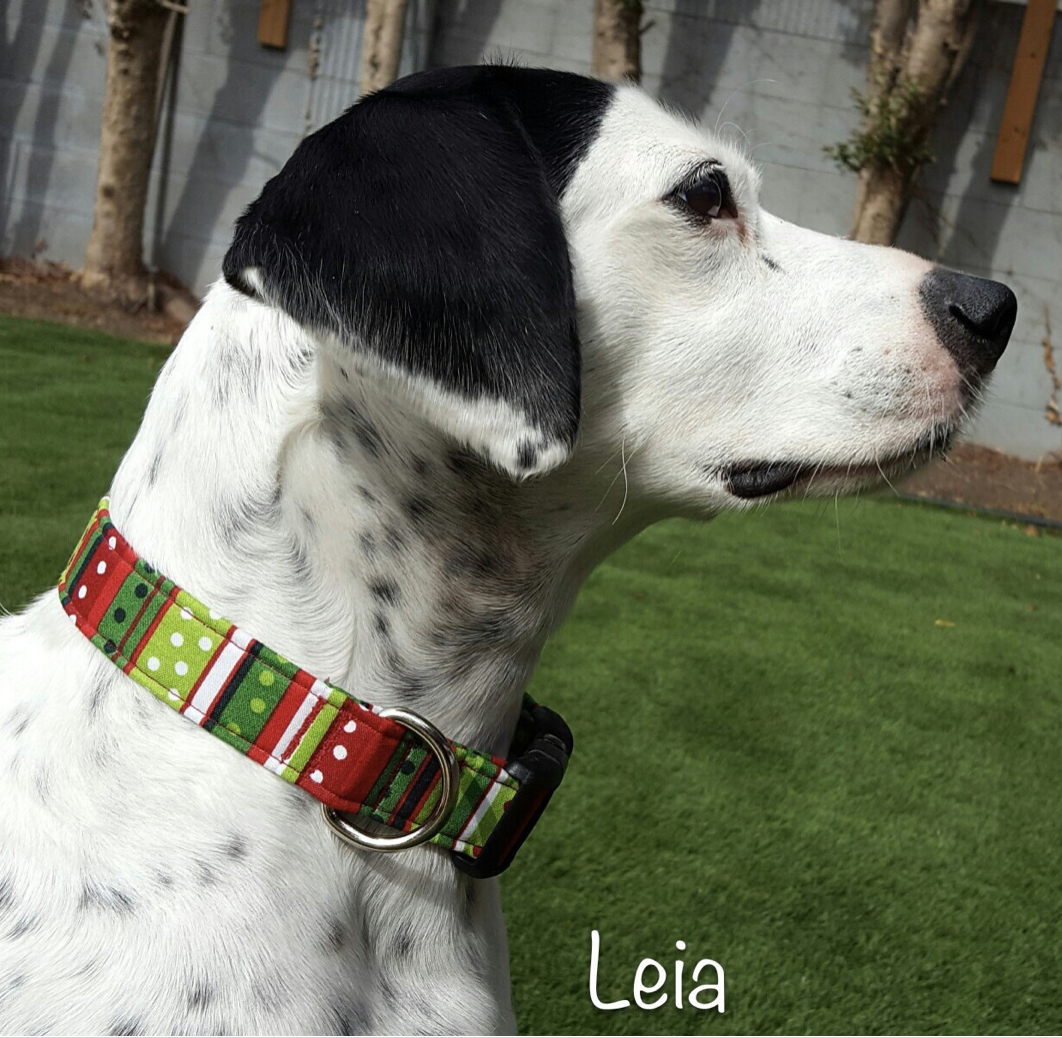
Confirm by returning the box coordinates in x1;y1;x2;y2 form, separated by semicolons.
451;704;573;879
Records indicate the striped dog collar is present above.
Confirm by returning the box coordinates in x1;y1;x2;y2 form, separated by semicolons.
59;499;572;878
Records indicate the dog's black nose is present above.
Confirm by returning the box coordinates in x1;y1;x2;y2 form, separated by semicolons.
920;268;1017;378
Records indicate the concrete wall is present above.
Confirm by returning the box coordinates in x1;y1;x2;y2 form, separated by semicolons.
1;0;435;297
2;0;1061;460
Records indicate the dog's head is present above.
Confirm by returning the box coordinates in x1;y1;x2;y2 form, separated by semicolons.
224;65;1015;510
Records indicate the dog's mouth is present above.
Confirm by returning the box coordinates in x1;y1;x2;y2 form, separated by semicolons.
724;424;954;500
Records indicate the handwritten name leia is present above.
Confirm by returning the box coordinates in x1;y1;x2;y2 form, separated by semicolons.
588;929;725;1012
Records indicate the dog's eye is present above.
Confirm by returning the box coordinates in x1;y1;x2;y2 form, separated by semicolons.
670;169;737;223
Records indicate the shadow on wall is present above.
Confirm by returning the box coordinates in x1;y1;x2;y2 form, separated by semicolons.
895;4;1012;269
657;0;763;120
156;0;291;290
0;1;97;254
898;4;1061;273
430;0;767;127
428;0;506;68
938;3;1057;274
834;0;874;71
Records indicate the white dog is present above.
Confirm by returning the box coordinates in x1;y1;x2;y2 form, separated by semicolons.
0;65;1014;1036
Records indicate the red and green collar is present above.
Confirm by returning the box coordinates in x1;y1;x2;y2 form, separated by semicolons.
59;499;571;878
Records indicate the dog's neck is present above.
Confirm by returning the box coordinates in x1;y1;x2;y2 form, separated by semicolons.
109;283;646;757
78;284;653;1032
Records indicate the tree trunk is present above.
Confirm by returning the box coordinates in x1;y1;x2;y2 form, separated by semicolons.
851;164;912;244
868;0;917;90
82;0;169;304
359;0;408;95
592;0;643;83
850;0;983;244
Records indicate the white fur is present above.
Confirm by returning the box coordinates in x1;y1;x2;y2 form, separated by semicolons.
0;85;972;1036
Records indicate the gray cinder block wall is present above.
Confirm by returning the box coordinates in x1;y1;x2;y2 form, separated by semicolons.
1;0;435;300
2;0;1061;460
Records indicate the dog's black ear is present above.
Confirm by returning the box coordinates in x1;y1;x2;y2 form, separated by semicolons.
223;66;612;478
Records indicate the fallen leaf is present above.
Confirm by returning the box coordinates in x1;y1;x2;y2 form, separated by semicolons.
935;619;956;628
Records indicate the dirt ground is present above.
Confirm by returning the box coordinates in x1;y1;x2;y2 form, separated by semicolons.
2;256;1061;523
0;257;189;345
901;443;1062;526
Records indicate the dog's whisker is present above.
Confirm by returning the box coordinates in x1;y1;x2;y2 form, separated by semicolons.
875;458;899;496
594;441;633;515
612;435;630;526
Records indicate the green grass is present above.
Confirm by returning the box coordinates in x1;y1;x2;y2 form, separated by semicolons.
3;314;1062;1034
0;315;170;607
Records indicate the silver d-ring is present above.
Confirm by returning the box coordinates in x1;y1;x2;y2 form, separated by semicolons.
321;707;460;854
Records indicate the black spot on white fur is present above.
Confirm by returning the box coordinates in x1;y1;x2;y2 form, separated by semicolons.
87;677;109;718
392;927;414;959
404;495;433;524
223;834;248;861
195;860;218;886
447;449;482;479
383;526;406;556
369;579;400;605
187;977;215;1010
108;1019;143;1036
397;681;425;704
332;1003;374;1035
146;449;162;487
346;406;383;458
8;706;32;737
7;916;38;939
444;544;506;579
326;920;346;951
78;882;135;914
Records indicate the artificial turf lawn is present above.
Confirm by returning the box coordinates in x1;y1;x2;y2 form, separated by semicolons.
0;316;171;608
2;313;1061;1035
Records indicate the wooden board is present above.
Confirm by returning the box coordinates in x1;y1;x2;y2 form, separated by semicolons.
258;0;292;50
991;0;1058;184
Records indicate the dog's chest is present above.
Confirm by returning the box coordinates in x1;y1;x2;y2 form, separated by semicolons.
0;599;512;1036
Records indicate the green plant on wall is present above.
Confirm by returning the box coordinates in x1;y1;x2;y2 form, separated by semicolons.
826;77;934;177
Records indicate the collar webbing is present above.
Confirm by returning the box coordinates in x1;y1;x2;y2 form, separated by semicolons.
59;499;571;876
